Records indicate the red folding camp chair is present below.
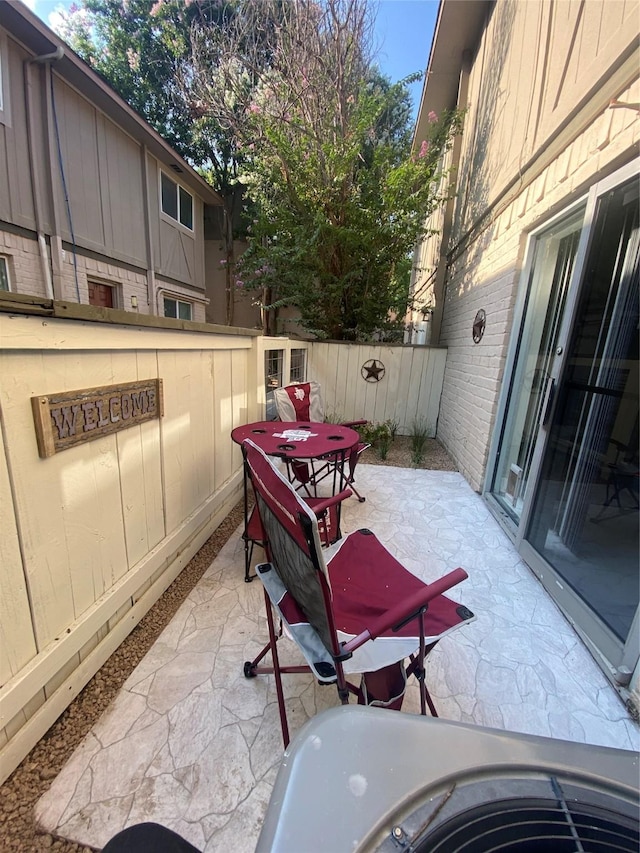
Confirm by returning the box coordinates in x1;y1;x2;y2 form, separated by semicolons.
241;439;475;747
273;380;370;501
242;491;348;582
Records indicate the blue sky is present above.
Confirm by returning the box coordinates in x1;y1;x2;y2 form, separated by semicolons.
372;1;438;117
27;0;438;117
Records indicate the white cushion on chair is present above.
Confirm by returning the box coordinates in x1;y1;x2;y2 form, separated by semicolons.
273;381;325;422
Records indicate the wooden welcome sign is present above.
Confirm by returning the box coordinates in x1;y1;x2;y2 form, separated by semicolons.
32;379;164;458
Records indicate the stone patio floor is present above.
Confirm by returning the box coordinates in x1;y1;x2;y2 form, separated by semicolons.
35;465;639;851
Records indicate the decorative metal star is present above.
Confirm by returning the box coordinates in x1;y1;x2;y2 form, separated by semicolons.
361;359;386;382
473;309;486;344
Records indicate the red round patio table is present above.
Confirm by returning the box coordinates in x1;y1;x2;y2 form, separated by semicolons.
231;421;360;581
231;420;359;468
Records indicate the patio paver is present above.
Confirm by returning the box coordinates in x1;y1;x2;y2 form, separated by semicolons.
35;465;639;851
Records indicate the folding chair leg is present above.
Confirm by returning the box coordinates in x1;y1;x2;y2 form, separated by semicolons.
346;477;366;503
244;538;256;583
405;621;439;717
241;462;257;582
244;589;291;747
333;660;352;706
415;661;438;717
244;639;272;675
346;449;366;502
265;591;290;747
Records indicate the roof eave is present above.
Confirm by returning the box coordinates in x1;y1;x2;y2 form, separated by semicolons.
413;0;490;151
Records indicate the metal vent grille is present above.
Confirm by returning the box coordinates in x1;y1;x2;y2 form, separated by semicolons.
416;796;639;853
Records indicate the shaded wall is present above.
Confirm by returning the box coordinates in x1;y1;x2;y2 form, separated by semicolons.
418;0;639;490
0;310;259;783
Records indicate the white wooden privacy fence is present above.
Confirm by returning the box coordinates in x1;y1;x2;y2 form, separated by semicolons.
307;342;446;434
0;316;445;783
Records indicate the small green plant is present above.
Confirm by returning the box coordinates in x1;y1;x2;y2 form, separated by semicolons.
377;431;391;460
410;416;430;466
387;417;400;440
324;409;343;425
357;420;394;459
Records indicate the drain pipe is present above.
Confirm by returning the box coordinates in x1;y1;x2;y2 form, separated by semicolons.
36;233;54;299
23;46;65;301
29;46;65;65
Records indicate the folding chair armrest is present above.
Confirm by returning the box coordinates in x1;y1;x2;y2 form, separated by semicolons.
340;567;469;653
308;488;353;516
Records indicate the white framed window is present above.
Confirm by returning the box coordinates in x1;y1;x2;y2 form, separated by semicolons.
290;348;306;383
266;349;283;389
160;171;193;230
0;256;11;291
163;296;192;320
265;349;284;420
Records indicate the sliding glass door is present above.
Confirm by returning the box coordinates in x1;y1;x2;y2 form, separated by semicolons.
489;161;639;682
491;209;584;522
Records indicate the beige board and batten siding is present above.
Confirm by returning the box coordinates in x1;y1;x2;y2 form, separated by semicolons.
50;73;204;281
148;157;205;294
0;32;41;230
416;0;639;490
0;312;258;784
49;75;147;265
97;111;148;264
0;22;208;305
307;342;446;435
451;0;639;241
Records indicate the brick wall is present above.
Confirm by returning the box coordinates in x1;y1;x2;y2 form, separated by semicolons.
0;232;47;298
0;233;207;323
72;254;150;315
436;77;639;492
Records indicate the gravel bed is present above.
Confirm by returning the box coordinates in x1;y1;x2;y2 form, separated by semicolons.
360;435;458;471
0;439;455;851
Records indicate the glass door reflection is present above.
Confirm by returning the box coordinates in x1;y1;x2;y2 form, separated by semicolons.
491;209;584;522
527;178;639;644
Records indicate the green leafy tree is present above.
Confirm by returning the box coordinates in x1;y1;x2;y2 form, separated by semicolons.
183;0;462;339
57;0;461;338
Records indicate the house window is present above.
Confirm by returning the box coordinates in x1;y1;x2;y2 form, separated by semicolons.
290;348;306;383
266;349;283;389
88;280;116;308
161;172;193;230
0;256;11;291
178;186;193;230
163;296;192;320
265;349;284;420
